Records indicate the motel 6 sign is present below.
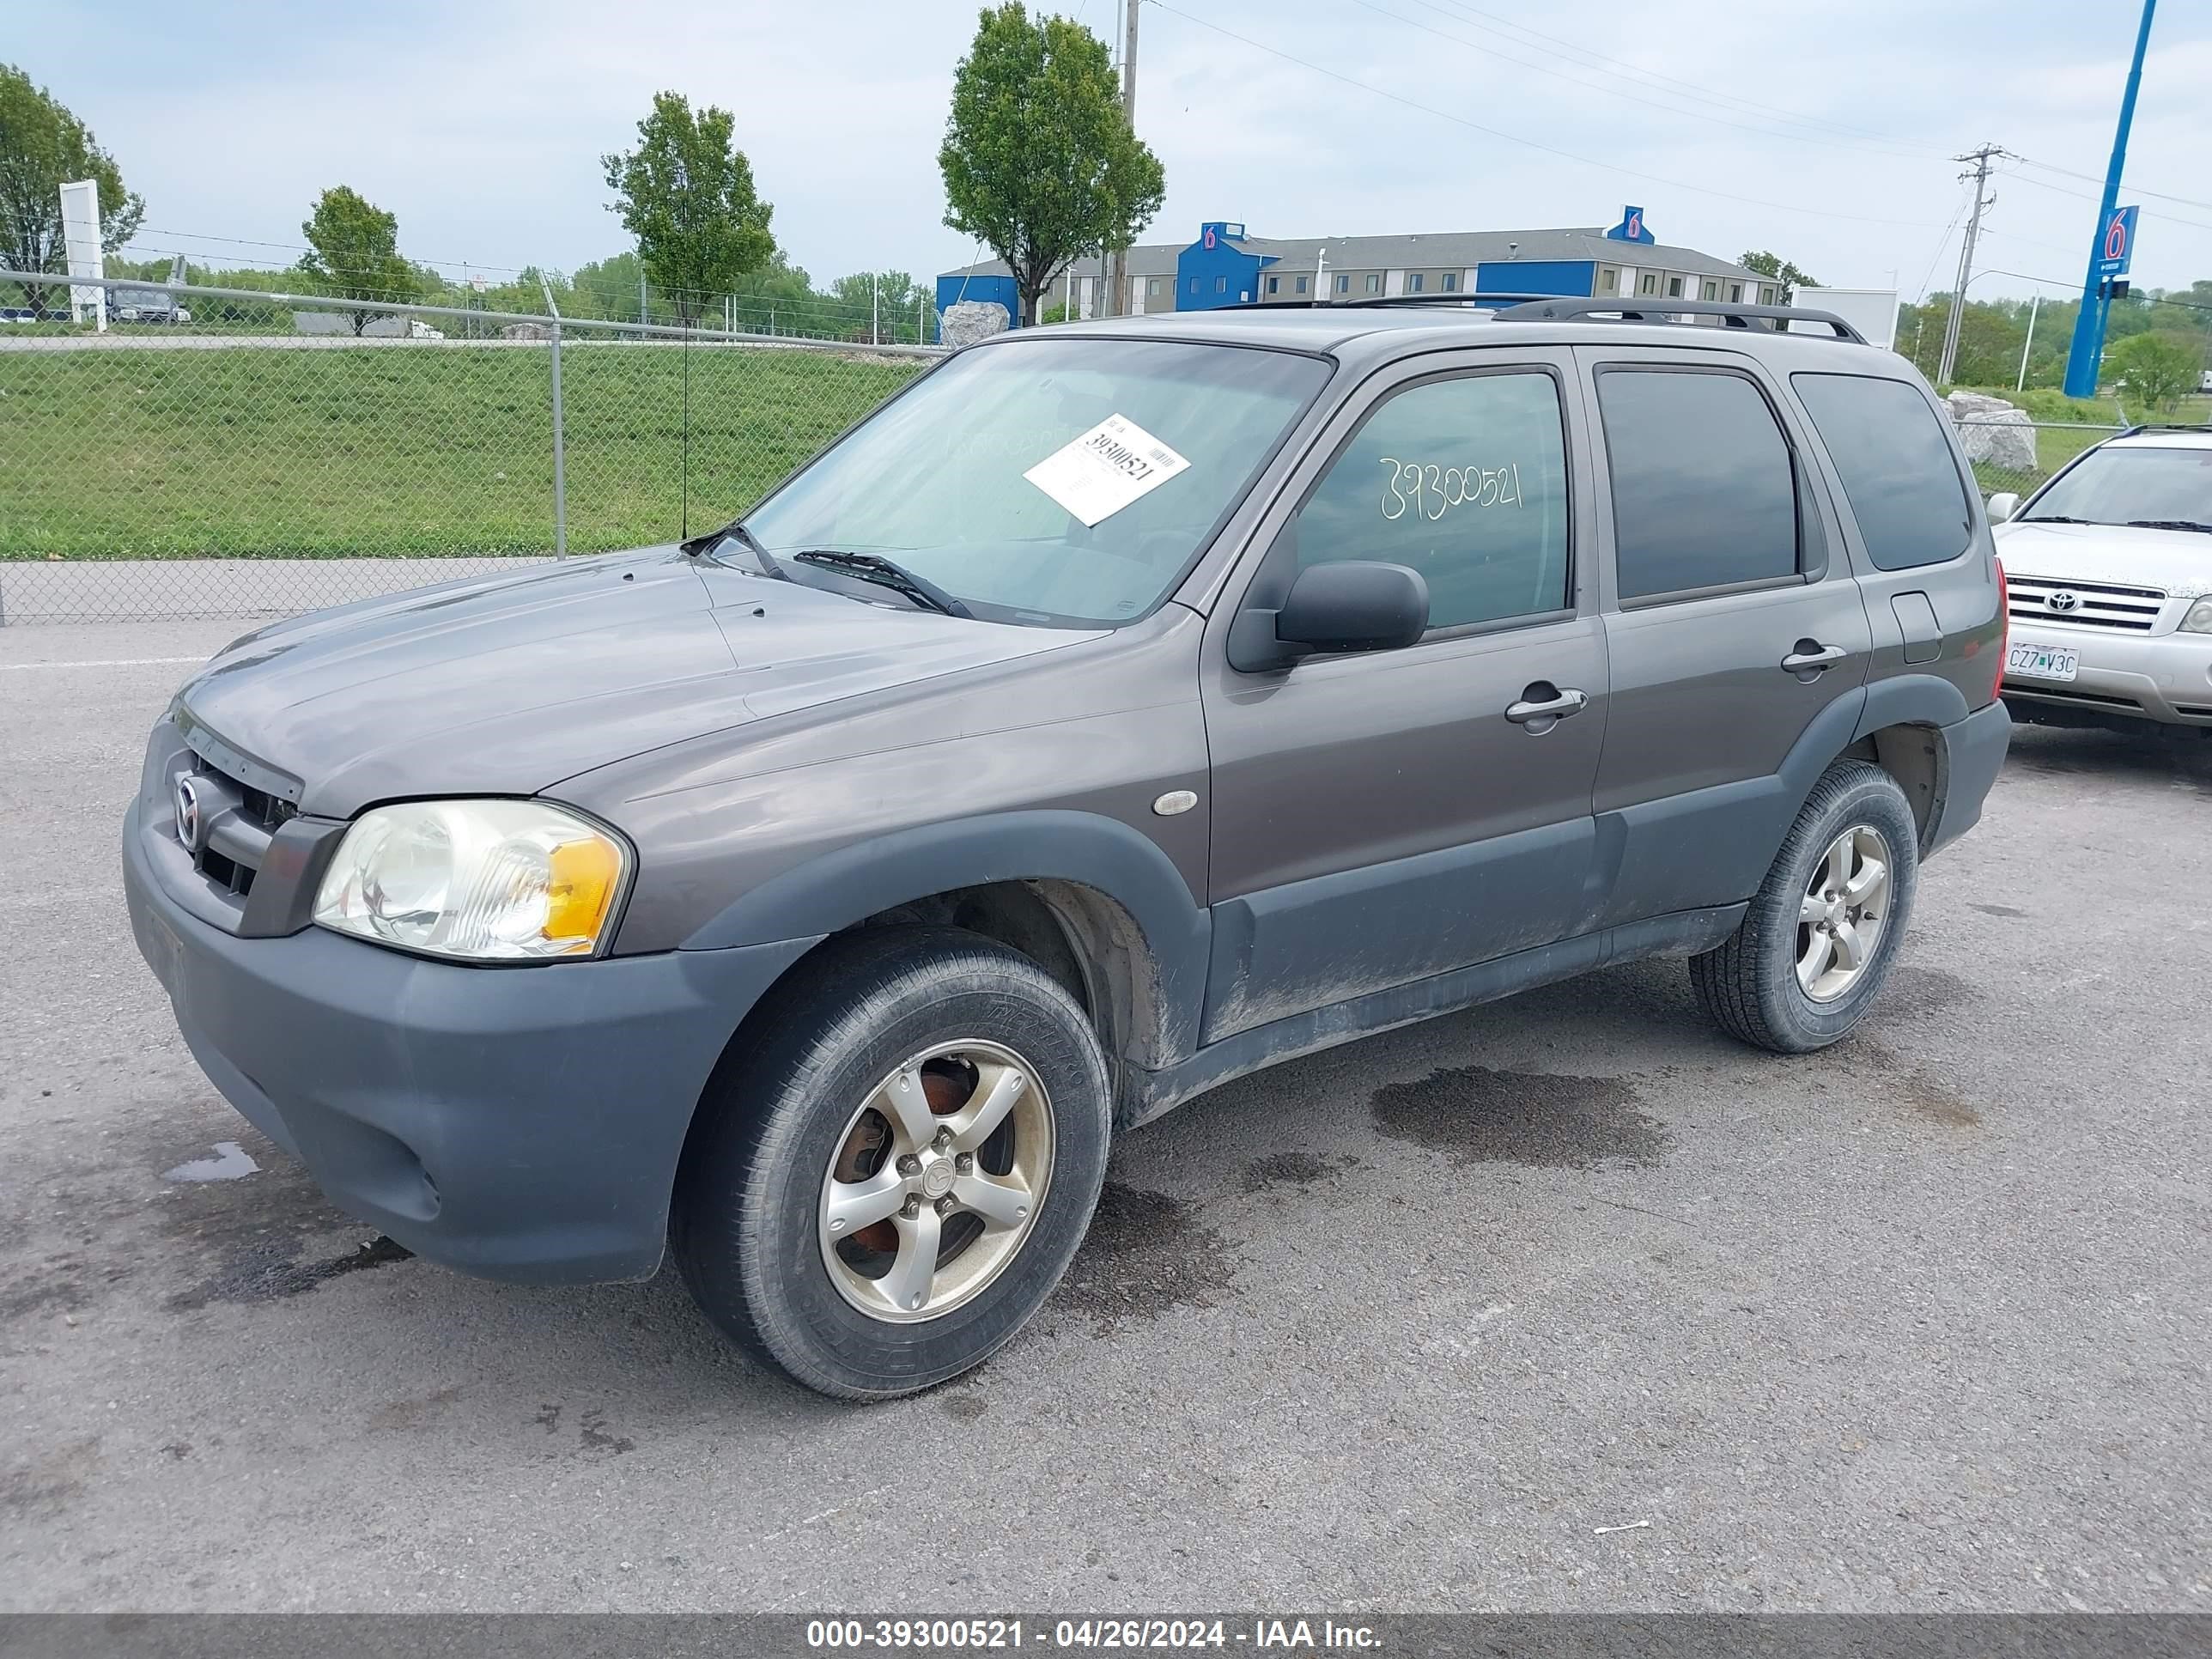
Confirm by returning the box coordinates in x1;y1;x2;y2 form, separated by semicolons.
2095;206;2139;282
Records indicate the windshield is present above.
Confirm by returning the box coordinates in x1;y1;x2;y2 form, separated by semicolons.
2023;443;2212;531
734;336;1329;625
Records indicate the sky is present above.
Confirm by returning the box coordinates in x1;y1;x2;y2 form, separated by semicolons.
13;0;2212;307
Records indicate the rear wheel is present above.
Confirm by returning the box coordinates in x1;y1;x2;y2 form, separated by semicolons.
672;927;1111;1400
1690;760;1919;1054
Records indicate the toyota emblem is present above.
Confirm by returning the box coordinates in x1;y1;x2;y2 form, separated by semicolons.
173;776;201;849
2046;590;2081;613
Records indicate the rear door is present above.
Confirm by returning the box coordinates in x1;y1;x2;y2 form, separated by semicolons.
1198;349;1609;1042
1576;345;1874;929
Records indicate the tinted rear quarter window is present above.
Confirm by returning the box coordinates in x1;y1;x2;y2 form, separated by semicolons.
1791;373;1972;570
1597;368;1799;599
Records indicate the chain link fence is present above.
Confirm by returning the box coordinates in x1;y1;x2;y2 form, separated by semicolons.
1951;416;2125;506
0;273;939;623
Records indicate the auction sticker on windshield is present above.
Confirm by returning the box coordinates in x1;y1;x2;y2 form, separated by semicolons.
2008;640;2079;682
1024;414;1191;527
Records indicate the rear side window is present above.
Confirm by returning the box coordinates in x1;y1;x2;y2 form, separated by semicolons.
1791;373;1972;569
1597;368;1799;600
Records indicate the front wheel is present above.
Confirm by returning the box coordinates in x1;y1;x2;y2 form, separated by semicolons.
1690;760;1920;1054
672;927;1112;1400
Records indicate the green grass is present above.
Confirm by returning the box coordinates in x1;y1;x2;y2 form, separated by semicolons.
0;342;923;559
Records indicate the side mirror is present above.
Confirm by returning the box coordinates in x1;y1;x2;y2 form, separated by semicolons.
1986;491;2020;525
1228;560;1430;672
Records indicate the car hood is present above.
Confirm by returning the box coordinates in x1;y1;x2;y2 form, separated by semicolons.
174;547;1097;817
1993;520;2212;599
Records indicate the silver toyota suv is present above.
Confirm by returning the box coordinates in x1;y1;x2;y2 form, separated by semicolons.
1990;425;2212;734
125;296;2011;1398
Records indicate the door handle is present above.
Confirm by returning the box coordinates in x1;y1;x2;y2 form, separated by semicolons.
1781;642;1848;675
1504;686;1589;726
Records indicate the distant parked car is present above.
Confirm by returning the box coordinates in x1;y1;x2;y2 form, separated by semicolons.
1990;425;2212;736
111;286;191;324
0;307;37;325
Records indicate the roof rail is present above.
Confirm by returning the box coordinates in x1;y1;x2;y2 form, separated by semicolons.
1495;295;1869;343
2117;422;2212;436
1214;292;1571;313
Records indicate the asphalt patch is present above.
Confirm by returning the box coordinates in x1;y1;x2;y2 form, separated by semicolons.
1050;1182;1238;1334
1239;1150;1336;1194
1370;1066;1668;1169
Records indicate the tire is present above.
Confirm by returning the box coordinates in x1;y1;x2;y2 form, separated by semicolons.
672;926;1112;1400
1689;760;1920;1054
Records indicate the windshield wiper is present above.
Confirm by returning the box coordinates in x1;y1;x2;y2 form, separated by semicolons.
2021;514;2094;525
792;550;974;618
2124;519;2212;534
681;519;792;580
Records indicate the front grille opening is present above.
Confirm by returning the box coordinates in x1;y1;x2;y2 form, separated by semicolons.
199;845;255;896
239;780;295;831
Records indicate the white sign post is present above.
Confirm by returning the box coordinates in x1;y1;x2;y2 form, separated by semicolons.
59;179;106;331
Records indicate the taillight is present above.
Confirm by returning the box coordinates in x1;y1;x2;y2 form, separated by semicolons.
1990;557;2008;704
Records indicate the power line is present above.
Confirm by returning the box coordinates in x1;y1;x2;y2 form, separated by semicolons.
1146;2;1949;230
1409;0;1941;151
2007;153;2212;216
1348;0;1932;161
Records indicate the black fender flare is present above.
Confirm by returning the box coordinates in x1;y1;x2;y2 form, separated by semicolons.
679;809;1212;1060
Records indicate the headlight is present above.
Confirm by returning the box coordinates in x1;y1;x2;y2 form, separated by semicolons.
313;799;629;962
2181;597;2212;635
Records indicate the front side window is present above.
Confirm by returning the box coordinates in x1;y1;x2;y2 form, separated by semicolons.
2021;442;2212;531
1291;372;1571;631
736;338;1328;627
1791;373;1972;569
1599;369;1800;599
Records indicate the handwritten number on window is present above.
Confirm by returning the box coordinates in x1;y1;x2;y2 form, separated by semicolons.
1377;459;1523;522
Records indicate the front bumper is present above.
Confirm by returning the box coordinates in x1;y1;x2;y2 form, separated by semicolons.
2001;624;2212;730
125;798;817;1284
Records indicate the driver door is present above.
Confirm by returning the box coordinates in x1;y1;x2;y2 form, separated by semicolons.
1196;350;1610;1043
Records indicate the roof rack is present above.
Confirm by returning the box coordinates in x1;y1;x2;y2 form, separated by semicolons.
1494;295;1868;343
1214;292;1571;313
2117;422;2212;436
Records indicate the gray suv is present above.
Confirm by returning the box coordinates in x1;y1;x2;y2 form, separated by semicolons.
124;297;2011;1398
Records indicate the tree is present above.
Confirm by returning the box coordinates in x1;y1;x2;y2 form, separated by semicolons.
0;64;144;309
939;3;1165;327
1739;250;1820;304
602;92;775;325
2106;331;2201;413
298;186;417;335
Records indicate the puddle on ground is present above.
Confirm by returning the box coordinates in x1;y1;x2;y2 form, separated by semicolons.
1370;1066;1669;1169
1880;963;1983;1015
1050;1182;1238;1334
167;1234;413;1311
162;1141;261;1183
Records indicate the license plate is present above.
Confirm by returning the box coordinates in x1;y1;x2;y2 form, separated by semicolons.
2007;641;2079;683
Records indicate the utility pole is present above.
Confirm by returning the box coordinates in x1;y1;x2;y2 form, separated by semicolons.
1938;143;2000;387
2063;0;2159;398
2016;294;2042;392
871;272;879;346
1103;0;1139;317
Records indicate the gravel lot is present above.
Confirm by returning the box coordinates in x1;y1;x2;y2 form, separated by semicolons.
3;620;2208;1613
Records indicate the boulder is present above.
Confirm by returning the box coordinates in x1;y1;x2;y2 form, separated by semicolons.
1943;391;2039;473
939;300;1011;349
